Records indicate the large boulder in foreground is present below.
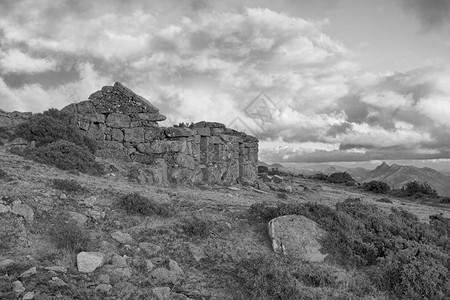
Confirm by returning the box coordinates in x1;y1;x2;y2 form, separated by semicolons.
268;215;327;262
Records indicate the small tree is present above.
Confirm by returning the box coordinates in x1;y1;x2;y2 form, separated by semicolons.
403;181;438;197
363;181;391;194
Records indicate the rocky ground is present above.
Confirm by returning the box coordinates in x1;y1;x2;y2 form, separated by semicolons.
1;146;450;300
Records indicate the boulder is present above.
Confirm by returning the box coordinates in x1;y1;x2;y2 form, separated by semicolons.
111;231;133;244
150;259;184;285
13;280;25;294
268;215;327;262
11;201;34;223
272;175;284;183
188;244;206;262
77;252;105;273
139;242;161;257
68;212;88;226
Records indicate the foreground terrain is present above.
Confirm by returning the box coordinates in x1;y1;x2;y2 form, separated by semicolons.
1;146;450;300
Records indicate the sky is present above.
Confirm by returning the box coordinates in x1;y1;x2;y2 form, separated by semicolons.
1;0;450;165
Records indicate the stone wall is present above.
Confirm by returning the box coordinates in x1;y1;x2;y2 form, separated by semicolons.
61;82;258;184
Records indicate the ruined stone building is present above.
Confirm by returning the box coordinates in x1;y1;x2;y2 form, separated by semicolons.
61;82;259;184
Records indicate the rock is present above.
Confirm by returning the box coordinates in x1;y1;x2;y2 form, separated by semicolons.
227;187;240;191
111;231;133;244
124;127;145;143
272;175;284;184
146;259;155;271
98;274;110;284
87;209;105;220
48;277;68;288
104;265;132;282
152;287;171;300
278;182;293;193
43;266;67;273
20;267;36;278
77;252;105;273
23;291;35;299
258;182;270;192
0;259;14;270
139;242;161;257
106;113;131;128
111;254;128;267
258;165;269;173
188;244;206;262
165;127;194;138
96;284;112;293
151;259;184;285
0;203;10;213
268;215;327;262
11;201;34;223
13;280;25;293
68;212;88;226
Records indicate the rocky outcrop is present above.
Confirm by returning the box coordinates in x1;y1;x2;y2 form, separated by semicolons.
61;82;258;184
0;109;31;128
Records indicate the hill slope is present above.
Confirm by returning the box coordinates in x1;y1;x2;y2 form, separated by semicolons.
359;162;450;196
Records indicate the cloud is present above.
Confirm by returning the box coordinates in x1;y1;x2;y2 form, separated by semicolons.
398;0;450;31
0;49;57;74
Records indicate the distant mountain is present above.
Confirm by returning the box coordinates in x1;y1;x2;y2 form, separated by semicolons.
357;162;450;197
258;160;285;169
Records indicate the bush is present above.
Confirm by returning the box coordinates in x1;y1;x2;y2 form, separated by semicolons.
52;179;86;193
376;197;393;204
374;243;450;300
328;172;356;184
16;140;104;175
49;217;90;252
232;256;299;300
0;169;8;180
363;181;390;194
182;216;213;238
310;173;328;181
14;108;97;152
401;181;438;198
119;193;173;217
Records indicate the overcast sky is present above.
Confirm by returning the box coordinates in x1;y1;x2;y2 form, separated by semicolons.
1;0;450;164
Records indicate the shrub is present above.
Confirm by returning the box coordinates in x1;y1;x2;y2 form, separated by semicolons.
310;173;328;181
182;216;213;238
232;256;299;300
16;140;104;175
119;193;173;217
49;217;90;252
363;181;390;194
328;172;356;184
0;169;8;180
401;181;438;198
376;197;393;204
14;108;97;153
52;179;86;193
374;243;450;300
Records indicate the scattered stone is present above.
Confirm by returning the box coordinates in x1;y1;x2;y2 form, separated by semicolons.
272;175;284;184
111;231;133;244
68;212;88;226
258;182;271;192
23;291;35;300
146;259;155;272
104;265;132;282
227;187;240;191
96;284;112;293
0;203;9;213
99;240;117;252
152;287;171;300
48;277;68;288
0;259;14;270
139;242;161;256
251;187;267;195
113;281;141;299
111;254;128;267
13;280;25;293
268;215;327;262
87;209;105;220
20;267;36;278
77;252;105;273
59;193;67;200
44;266;67;273
98;274;110;284
188;244;206;262
11;201;34;223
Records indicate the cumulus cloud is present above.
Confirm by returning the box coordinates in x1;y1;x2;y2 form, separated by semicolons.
0;49;57;74
1;0;450;164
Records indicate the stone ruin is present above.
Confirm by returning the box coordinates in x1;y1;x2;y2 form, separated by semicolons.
61;82;259;185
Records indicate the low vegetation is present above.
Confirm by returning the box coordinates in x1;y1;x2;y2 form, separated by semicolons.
48;217;91;253
310;172;356;186
363;180;390;194
14;140;104;176
52;178;87;194
248;199;450;299
182;216;213;238
119;193;173;217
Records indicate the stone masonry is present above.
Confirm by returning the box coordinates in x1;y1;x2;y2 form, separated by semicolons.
61;82;258;184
